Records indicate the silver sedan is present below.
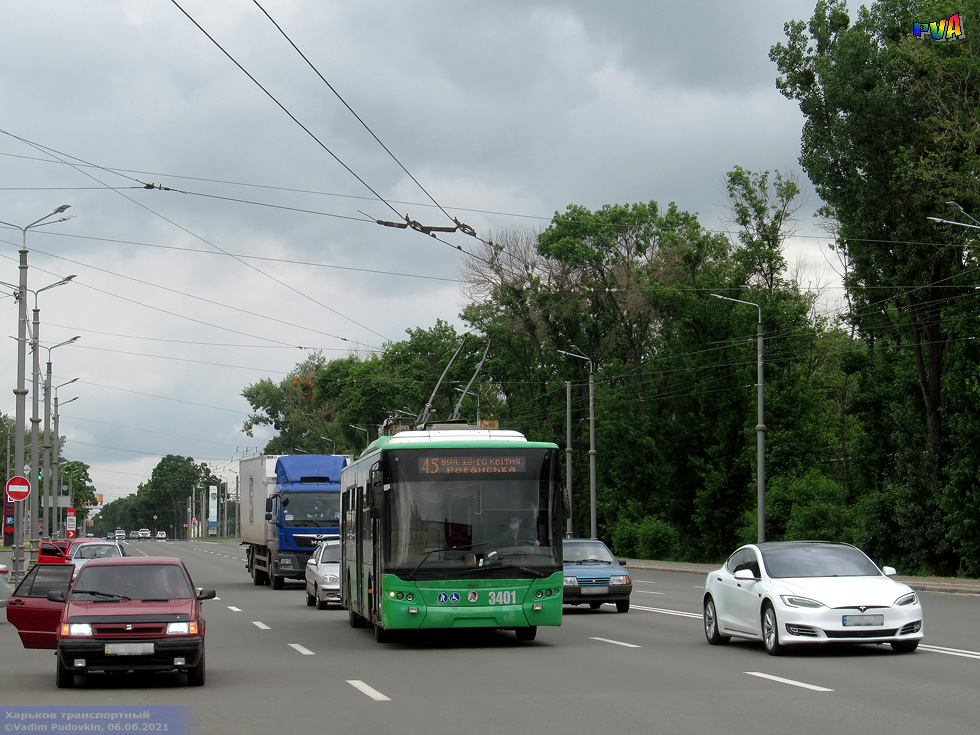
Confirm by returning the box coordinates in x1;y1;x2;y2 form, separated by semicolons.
305;539;340;610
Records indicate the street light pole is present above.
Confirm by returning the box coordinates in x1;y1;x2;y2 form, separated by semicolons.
712;293;765;543
28;279;76;544
558;347;597;539
43;343;79;536
52;387;78;537
0;205;71;580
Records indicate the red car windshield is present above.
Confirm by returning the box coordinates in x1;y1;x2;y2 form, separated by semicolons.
72;563;193;600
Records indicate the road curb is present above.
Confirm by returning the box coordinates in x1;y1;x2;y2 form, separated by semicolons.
622;558;980;595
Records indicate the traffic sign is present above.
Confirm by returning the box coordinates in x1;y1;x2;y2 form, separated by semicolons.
5;476;31;502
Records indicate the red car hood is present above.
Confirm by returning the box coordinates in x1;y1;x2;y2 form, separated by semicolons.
65;598;196;619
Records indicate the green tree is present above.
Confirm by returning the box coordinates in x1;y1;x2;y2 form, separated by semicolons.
771;0;980;573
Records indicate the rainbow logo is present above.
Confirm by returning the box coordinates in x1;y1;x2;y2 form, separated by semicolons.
914;13;964;40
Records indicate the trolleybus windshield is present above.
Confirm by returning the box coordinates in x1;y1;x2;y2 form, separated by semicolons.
384;447;561;577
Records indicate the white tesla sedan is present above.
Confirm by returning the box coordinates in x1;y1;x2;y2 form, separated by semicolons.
703;541;923;655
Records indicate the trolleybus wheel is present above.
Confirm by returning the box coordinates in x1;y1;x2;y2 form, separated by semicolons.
515;626;537;641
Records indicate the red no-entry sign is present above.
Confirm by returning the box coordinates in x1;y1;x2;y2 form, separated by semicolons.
5;476;31;502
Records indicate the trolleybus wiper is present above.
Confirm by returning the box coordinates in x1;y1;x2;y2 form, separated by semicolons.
459;561;549;578
407;542;490;579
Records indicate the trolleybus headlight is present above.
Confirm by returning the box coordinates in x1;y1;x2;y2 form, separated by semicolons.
544;589;552;596
406;593;414;602
535;590;543;598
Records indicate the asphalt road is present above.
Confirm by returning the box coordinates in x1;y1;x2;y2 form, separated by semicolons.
1;539;978;735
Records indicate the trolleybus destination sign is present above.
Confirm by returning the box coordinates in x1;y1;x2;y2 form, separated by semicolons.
418;456;526;474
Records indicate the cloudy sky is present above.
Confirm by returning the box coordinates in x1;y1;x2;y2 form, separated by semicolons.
0;0;844;507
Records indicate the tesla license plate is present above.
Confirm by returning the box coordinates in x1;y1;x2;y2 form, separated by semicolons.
105;642;155;655
842;614;884;626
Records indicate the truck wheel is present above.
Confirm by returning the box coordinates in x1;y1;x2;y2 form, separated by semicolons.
271;574;284;590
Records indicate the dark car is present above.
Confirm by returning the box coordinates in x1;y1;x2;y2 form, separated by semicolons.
562;539;632;613
5;557;215;688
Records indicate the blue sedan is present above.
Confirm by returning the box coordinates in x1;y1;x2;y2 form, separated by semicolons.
562;539;632;613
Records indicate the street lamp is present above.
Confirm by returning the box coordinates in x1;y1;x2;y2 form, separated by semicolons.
0;205;71;580
349;425;369;450
43;340;80;536
28;280;77;543
320;435;336;454
558;346;597;539
52;384;78;537
711;293;766;543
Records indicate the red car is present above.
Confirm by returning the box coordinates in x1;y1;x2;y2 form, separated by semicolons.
5;556;215;688
37;539;74;564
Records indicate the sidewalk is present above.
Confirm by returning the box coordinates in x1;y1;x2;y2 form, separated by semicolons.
623;558;980;595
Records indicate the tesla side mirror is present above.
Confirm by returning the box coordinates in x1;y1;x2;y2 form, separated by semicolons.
882;566;897;576
734;569;757;581
197;589;217;601
47;590;67;603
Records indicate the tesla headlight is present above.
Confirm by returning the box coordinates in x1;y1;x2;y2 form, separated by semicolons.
564;576;578;586
167;621;198;635
780;595;824;608
610;575;630;586
63;623;92;637
894;592;918;606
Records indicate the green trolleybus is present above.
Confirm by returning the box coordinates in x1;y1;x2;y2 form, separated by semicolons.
341;425;564;642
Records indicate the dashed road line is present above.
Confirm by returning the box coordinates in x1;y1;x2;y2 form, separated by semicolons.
289;643;315;656
253;621;271;630
745;671;833;692
590;637;642;648
227;606;242;612
631;604;701;619
347;680;391;701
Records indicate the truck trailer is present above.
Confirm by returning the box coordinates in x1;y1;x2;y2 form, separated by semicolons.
240;454;347;589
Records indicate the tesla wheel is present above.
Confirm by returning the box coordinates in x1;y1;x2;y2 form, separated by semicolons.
703;596;730;645
762;603;784;656
187;649;206;687
515;626;537;641
305;586;316;606
56;658;75;689
616;599;630;613
891;640;919;653
589;602;602;610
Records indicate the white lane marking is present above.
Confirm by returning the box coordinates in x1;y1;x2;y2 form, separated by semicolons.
590;637;642;648
289;643;316;656
921;644;980;660
636;590;665;595
347;680;391;701
227;606;242;612
745;672;833;692
631;604;701;619
253;621;271;630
